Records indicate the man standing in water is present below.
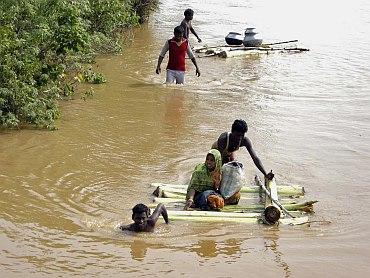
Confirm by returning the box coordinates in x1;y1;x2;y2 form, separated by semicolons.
180;8;202;43
212;119;273;179
156;25;200;84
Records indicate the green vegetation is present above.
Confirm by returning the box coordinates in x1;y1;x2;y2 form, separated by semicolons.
0;0;157;129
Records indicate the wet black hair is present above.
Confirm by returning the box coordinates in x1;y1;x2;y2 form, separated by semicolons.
231;119;248;133
184;9;194;16
174;25;185;35
132;203;150;216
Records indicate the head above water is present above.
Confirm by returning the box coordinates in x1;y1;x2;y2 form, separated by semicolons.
173;25;184;41
231;119;248;142
132;203;151;231
184;8;194;20
231;119;248;134
205;149;222;172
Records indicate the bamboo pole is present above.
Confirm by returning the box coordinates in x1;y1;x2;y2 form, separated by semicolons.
151;183;305;196
153;195;260;204
262;175;281;224
149;200;317;213
218;49;269;58
221;201;317;213
153;197;185;204
169;215;259;223
255;175;295;219
193;40;299;53
167;210;261;218
265;39;298;46
152;186;186;197
168;214;309;225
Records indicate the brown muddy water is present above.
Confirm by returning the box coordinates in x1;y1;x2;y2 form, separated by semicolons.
1;0;370;277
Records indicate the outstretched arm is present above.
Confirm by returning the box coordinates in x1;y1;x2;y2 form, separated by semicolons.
150;203;169;224
190;27;201;42
243;137;268;177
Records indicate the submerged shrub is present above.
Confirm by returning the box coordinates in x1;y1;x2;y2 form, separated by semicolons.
0;0;157;129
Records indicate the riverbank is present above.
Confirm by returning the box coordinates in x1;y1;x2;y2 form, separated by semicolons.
0;0;158;129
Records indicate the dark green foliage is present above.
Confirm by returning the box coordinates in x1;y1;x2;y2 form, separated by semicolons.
131;0;158;24
0;0;157;129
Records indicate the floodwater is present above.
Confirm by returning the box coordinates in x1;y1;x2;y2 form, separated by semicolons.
1;0;370;276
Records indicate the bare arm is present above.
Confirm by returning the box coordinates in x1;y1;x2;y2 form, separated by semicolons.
119;223;135;231
156;56;164;74
211;132;227;153
186;45;200;77
243;137;268;176
184;188;196;210
190;27;201;42
184;169;200;210
150;203;169;224
156;41;169;74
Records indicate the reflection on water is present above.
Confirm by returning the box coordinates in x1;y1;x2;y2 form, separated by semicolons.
127;237;243;261
1;0;370;276
190;238;242;259
130;240;148;261
263;229;291;278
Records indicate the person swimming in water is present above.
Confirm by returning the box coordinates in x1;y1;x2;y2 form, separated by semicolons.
120;203;169;232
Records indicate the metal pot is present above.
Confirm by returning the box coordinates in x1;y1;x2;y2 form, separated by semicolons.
243;28;263;47
225;32;243;45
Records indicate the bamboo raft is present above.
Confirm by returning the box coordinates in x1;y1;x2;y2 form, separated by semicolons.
150;176;317;226
193;40;309;58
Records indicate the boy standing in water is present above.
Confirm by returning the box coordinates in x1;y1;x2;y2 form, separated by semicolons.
156;25;200;84
120;203;169;232
181;8;202;43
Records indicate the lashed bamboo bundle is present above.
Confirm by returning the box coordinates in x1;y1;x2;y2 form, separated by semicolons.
149;173;315;226
167;210;261;218
193;40;308;58
193;40;300;53
167;213;309;225
151;183;304;196
153;195;260;204
221;201;317;213
261;175;281;224
148;200;317;213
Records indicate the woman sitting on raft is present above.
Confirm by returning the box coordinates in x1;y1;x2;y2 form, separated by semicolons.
184;149;225;211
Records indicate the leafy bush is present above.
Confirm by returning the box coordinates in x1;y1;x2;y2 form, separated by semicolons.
0;0;157;129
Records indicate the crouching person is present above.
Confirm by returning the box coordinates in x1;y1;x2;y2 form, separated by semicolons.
120;203;168;232
184;149;225;211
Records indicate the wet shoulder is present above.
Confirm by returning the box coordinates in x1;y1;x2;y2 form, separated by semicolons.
217;132;228;147
218;131;228;141
241;136;251;147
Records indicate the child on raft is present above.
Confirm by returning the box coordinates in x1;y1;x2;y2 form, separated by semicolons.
184;149;225;211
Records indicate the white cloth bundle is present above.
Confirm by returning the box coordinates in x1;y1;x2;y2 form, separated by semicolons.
220;161;245;199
